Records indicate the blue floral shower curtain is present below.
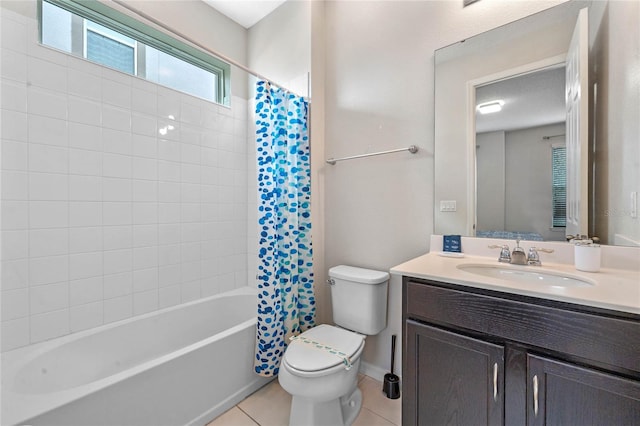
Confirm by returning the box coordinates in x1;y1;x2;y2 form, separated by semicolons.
254;80;315;377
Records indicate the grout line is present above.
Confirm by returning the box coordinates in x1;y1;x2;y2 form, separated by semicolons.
25;67;33;345
360;407;399;426
370;404;402;426
361;376;403;425
236;406;261;426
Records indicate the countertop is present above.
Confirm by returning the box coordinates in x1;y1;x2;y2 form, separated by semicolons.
391;252;640;315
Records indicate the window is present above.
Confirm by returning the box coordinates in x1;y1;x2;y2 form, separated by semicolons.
40;0;230;105
551;145;567;228
85;21;136;74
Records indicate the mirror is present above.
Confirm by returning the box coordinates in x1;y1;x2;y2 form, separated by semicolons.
434;0;640;247
475;66;567;242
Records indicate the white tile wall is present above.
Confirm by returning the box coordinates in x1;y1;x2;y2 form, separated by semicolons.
1;6;250;352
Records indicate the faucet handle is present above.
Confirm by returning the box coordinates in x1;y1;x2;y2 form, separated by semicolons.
527;247;554;266
527;247;541;265
489;244;511;263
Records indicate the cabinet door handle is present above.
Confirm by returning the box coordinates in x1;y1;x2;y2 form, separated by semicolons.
533;374;539;417
493;362;498;401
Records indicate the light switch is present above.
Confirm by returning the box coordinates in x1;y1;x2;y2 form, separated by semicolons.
440;200;457;212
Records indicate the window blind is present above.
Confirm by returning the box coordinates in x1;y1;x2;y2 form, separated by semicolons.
552;146;567;227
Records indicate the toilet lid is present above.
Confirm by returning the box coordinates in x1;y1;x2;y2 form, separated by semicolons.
284;324;364;372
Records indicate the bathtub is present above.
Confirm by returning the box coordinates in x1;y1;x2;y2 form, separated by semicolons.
1;287;271;426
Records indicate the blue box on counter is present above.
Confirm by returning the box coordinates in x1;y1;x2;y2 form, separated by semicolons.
443;235;462;253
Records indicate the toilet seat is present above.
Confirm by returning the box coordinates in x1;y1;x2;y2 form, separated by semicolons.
283;325;364;378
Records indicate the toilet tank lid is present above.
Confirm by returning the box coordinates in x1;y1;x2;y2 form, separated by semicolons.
329;265;390;284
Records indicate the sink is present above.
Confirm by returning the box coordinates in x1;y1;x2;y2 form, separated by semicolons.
456;264;595;288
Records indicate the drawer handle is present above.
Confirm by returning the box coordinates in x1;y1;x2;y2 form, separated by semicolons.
493;363;498;401
533;374;539;417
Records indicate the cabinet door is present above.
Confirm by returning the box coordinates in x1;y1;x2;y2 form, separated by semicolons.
527;354;640;426
404;320;504;426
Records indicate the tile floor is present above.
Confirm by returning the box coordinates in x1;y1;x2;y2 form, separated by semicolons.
206;375;401;426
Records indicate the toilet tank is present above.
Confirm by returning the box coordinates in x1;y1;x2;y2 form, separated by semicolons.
328;265;389;335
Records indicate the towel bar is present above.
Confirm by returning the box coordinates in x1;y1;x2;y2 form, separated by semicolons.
326;145;418;165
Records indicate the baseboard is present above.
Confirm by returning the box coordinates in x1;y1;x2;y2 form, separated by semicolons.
359;360;401;384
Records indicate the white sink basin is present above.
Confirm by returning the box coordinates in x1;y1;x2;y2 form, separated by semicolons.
456;264;595;288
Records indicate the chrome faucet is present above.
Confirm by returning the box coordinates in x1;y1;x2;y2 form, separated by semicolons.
489;240;553;265
510;240;527;265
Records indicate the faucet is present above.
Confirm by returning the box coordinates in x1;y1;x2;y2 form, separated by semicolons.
490;240;551;265
510;240;527;265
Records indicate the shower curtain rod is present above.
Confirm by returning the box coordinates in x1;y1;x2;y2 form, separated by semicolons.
110;0;308;100
542;134;565;140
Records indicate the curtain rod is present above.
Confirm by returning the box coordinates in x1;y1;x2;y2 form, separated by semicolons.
542;134;565;140
109;0;308;100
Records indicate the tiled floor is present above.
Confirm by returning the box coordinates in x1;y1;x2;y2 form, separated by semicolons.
206;375;401;426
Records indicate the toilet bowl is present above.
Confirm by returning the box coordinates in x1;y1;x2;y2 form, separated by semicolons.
278;265;390;426
278;324;365;426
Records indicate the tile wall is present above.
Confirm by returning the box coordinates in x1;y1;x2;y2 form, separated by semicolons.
1;7;250;351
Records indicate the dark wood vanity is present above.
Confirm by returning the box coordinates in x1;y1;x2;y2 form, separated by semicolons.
402;277;640;425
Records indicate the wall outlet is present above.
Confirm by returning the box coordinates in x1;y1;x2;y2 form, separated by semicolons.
440;200;457;212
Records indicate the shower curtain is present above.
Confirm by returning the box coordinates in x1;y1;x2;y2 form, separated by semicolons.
253;80;315;377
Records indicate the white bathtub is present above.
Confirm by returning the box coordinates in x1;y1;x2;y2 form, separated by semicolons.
1;287;271;426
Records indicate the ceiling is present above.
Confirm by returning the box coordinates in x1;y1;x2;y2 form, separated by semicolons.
202;0;286;28
476;66;566;134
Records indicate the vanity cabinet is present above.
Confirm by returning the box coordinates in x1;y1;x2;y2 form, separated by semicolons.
527;354;640;425
402;278;640;426
406;321;504;425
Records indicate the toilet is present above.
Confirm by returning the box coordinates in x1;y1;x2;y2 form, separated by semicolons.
278;265;389;426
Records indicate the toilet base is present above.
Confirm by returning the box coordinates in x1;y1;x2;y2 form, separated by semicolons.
341;386;363;425
288;386;362;426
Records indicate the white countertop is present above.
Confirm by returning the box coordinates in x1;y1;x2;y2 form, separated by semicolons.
391;252;640;315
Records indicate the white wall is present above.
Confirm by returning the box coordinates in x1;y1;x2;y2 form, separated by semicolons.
476;124;567;242
0;0;250;351
591;0;640;246
476;131;506;231
504;123;566;241
323;0;569;379
248;1;311;98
